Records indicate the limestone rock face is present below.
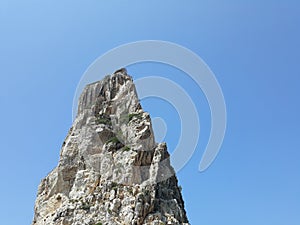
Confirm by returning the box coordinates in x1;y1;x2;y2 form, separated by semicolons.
32;69;190;225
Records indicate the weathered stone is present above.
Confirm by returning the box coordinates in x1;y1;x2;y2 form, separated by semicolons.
32;69;189;225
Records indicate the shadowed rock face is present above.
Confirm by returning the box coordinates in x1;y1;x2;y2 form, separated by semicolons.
32;69;190;225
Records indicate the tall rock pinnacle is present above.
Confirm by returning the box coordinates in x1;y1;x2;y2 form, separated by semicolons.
32;69;190;225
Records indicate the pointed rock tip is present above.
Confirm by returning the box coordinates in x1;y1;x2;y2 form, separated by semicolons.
112;68;133;80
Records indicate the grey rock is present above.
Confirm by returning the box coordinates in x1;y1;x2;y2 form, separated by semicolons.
32;69;190;225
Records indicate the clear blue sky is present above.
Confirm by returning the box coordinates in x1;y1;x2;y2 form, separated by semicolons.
1;1;300;224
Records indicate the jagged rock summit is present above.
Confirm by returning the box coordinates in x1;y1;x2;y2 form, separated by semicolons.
32;69;190;225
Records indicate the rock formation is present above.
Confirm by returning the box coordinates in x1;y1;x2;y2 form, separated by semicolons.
32;69;190;225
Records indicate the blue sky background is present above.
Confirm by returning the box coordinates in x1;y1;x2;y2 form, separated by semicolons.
1;1;300;224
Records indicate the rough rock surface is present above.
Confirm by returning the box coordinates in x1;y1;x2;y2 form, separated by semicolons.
32;69;190;225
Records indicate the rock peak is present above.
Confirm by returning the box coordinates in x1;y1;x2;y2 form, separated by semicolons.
32;69;190;225
77;68;135;116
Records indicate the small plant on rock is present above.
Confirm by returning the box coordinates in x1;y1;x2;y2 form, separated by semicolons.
95;115;112;125
106;136;120;144
128;113;143;122
122;146;130;151
112;182;118;188
81;202;90;211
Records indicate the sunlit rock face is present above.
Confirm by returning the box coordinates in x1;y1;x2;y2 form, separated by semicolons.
32;69;190;225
